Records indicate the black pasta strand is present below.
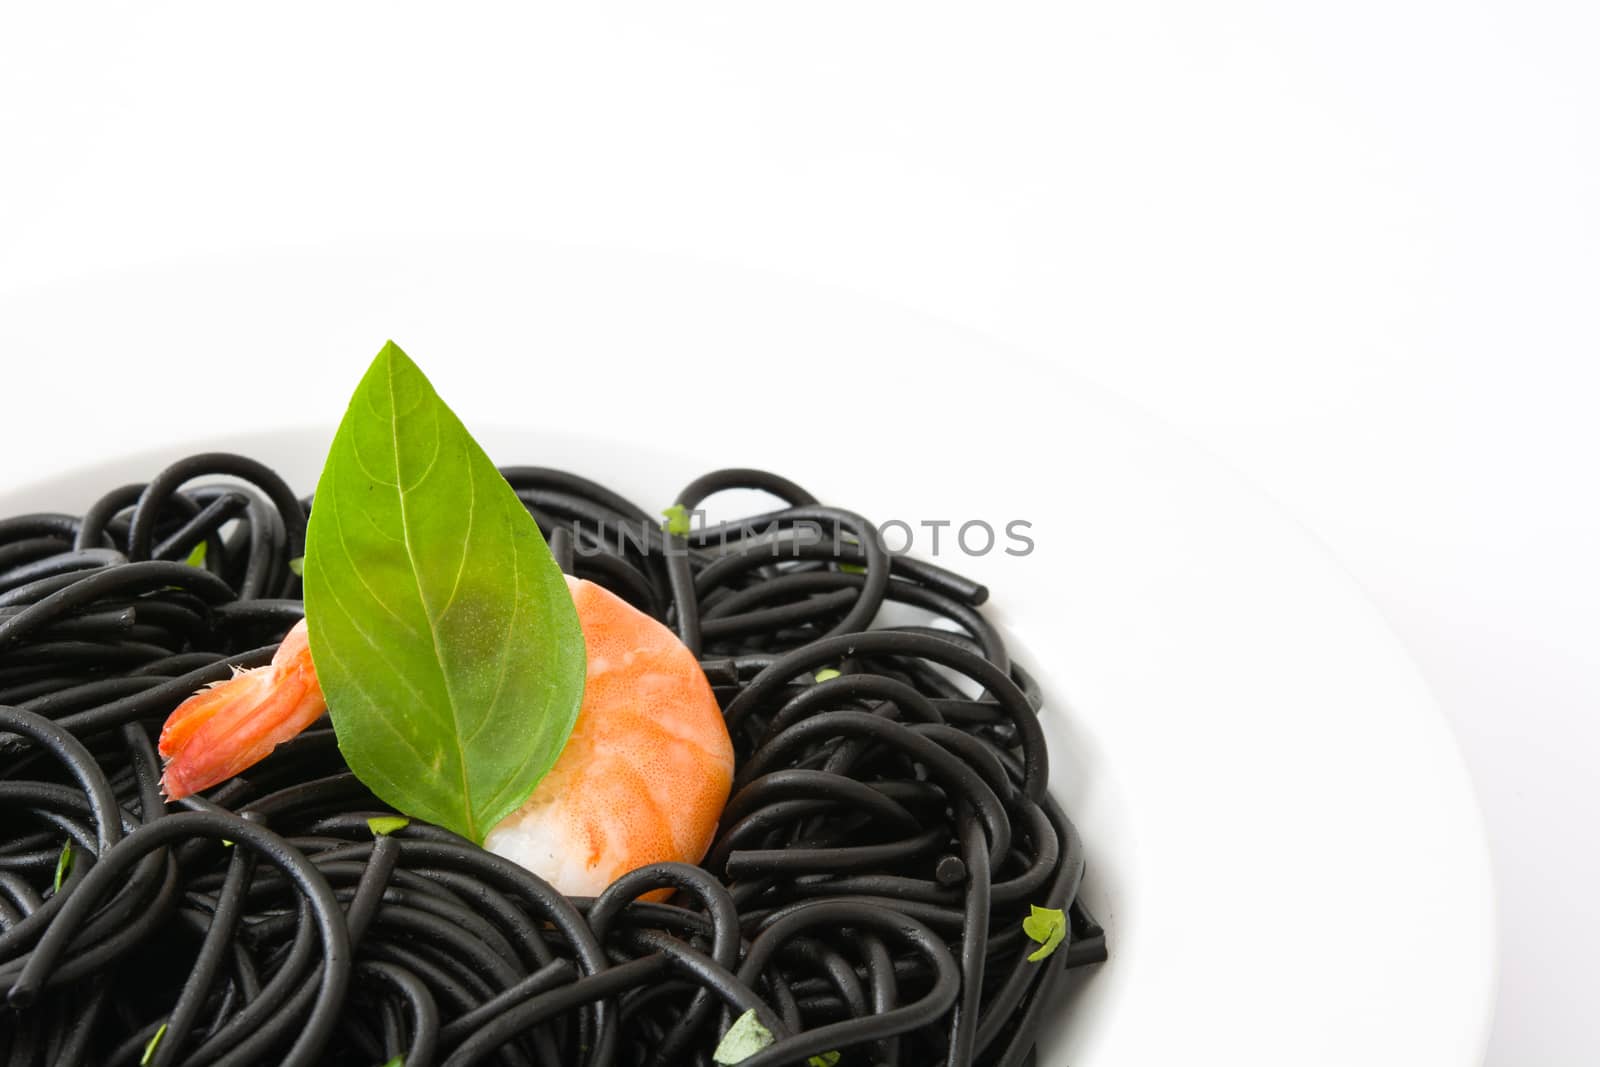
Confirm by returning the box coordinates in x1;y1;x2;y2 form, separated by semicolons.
0;455;1104;1066
146;842;257;1067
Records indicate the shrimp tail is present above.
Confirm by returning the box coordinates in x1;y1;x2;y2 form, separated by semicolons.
158;619;328;799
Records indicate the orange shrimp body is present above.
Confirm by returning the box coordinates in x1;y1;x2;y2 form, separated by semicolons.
484;577;734;895
157;578;735;897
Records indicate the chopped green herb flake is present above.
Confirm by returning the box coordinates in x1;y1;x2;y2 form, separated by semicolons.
808;1054;841;1067
838;562;866;575
1022;903;1067;962
813;668;842;683
184;541;208;568
52;840;73;892
380;1058;404;1067
661;504;692;537
140;1022;169;1066
367;816;410;837
712;1008;775;1064
287;555;305;576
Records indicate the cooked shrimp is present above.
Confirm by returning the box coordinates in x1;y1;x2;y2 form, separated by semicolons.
484;577;734;895
157;577;735;895
158;619;326;801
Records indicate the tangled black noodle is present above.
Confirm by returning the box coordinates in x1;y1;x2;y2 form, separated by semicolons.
0;454;1104;1066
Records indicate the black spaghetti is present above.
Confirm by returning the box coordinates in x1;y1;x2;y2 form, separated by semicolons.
0;453;1104;1066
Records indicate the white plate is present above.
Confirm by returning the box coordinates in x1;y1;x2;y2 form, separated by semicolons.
0;242;1494;1065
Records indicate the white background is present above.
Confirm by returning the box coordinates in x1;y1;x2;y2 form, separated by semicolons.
1;4;1595;1063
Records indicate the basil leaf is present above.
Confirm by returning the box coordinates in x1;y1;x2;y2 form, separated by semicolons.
303;342;586;843
367;815;409;837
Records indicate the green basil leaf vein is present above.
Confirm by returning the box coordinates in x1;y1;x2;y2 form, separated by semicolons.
304;342;586;843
